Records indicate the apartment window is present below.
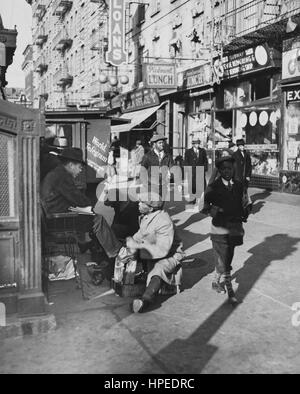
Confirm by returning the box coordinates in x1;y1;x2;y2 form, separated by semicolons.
151;0;161;17
80;45;85;72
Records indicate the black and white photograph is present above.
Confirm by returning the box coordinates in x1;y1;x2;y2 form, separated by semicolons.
0;0;300;377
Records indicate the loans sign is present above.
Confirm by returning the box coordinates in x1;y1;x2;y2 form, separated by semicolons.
143;64;176;89
106;0;127;67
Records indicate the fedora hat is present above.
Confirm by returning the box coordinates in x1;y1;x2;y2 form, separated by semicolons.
236;139;245;146
150;134;167;143
60;148;86;165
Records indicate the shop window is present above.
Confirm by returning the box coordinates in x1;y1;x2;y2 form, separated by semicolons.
286;102;300;171
251;75;271;101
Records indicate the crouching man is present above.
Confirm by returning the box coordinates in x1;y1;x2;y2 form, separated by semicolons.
126;192;185;313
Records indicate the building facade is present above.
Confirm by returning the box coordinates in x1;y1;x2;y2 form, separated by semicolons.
25;0;130;110
21;44;34;106
25;0;300;192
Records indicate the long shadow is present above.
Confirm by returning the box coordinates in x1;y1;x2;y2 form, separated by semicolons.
139;233;300;374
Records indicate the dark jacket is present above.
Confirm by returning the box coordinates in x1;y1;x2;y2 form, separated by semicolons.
184;148;208;172
141;150;173;186
232;150;252;184
41;165;91;215
204;177;244;228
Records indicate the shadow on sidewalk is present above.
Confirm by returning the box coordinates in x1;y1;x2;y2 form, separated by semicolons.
139;233;300;374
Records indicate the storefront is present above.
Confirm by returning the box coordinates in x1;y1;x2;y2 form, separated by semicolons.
45;109;130;196
280;37;300;194
177;62;215;176
110;88;167;176
213;44;282;189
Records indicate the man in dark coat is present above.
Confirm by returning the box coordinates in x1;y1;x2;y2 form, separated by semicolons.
140;133;173;199
203;156;246;305
41;148;122;259
232;139;252;190
184;138;208;200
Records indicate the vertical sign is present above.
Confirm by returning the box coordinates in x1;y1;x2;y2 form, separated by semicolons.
0;42;5;66
106;0;128;67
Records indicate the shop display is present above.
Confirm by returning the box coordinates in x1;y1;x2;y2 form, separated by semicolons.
249;111;258;127
250;150;279;176
259;111;269;126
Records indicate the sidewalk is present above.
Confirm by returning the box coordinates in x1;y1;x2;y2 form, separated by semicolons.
1;188;300;374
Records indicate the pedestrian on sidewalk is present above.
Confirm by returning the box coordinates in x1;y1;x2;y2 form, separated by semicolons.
202;156;246;305
140;133;173;200
126;192;185;313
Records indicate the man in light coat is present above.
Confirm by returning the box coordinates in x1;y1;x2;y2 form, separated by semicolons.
126;192;185;313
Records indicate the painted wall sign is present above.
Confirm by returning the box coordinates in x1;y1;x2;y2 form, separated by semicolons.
106;0;127;67
143;64;176;89
218;45;279;80
112;88;160;113
282;38;300;81
180;63;212;90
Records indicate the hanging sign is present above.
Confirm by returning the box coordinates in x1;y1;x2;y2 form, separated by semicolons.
0;42;5;66
143;64;176;89
217;45;279;80
86;119;111;178
282;38;300;81
180;63;212;90
106;0;128;67
286;88;300;103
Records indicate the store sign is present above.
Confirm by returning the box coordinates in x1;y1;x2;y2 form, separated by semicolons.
245;144;278;151
286;88;300;103
106;0;127;67
180;63;212;90
282;38;300;80
143;64;176;89
112;88;160;113
219;45;275;79
86;121;111;178
0;43;5;66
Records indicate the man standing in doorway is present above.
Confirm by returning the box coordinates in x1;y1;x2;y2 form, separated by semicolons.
184;138;208;203
232;139;252;191
140;133;173;200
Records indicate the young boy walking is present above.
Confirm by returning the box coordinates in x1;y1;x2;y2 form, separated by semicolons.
202;156;246;305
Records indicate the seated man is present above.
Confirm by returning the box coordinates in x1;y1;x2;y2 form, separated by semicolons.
41;147;123;260
126;192;185;313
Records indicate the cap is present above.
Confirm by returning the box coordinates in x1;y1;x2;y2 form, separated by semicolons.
139;192;164;210
215;156;235;169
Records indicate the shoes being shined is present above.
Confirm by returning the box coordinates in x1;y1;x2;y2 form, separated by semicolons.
212;281;226;294
132;299;145;313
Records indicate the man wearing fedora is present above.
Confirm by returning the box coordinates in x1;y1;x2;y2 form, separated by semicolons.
232;139;252;191
140;133;173;200
184;138;208;202
41;147;122;260
202;155;246;305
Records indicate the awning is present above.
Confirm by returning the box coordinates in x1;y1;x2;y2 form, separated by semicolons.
111;103;165;134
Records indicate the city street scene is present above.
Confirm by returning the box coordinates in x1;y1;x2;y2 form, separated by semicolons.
1;0;300;377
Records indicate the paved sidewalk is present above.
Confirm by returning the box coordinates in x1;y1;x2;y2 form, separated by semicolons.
1;188;300;374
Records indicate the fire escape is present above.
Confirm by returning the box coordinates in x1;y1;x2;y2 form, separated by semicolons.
213;0;300;55
52;1;74;108
89;0;111;105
